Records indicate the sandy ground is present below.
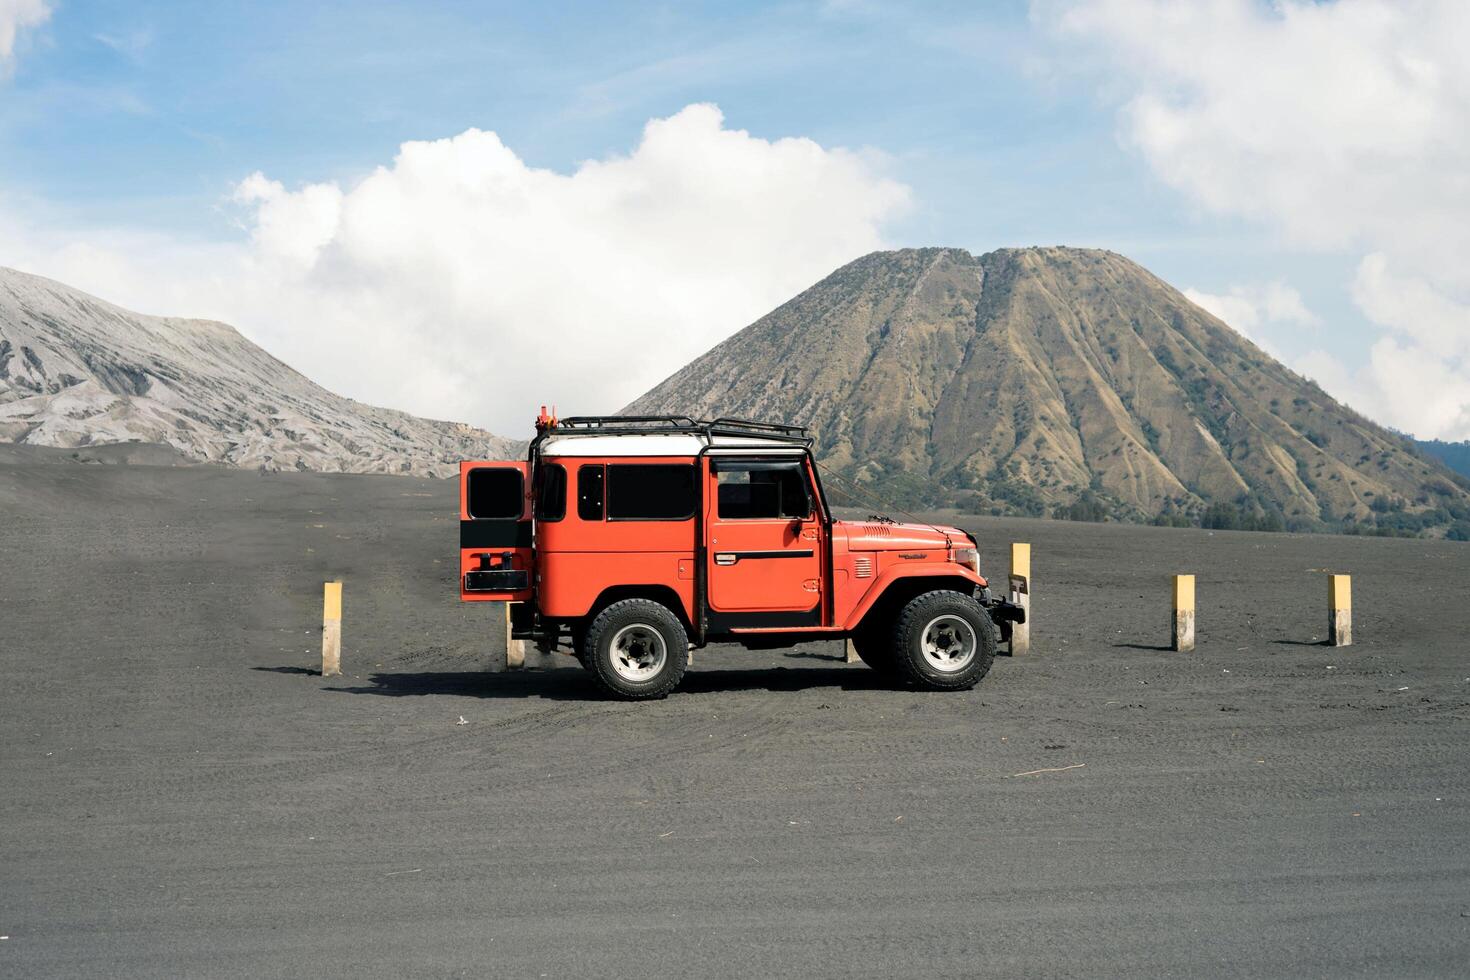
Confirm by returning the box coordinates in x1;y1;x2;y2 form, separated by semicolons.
2;446;1468;978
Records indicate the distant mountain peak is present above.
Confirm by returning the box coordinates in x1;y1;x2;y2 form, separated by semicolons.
0;266;520;475
629;246;1470;533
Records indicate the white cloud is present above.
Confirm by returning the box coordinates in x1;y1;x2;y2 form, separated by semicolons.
1036;0;1470;439
232;172;344;273
1352;252;1470;362
5;104;908;437
93;28;155;64
1321;253;1470;438
0;0;49;73
1183;280;1318;350
1300;339;1470;440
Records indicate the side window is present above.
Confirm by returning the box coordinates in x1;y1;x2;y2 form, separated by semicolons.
467;467;523;519
716;462;811;519
535;463;566;521
577;464;605;521
607;464;697;521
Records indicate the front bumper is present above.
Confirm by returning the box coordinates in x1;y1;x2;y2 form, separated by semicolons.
978;589;1026;642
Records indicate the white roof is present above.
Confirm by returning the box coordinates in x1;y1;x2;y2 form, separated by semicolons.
540;432;807;458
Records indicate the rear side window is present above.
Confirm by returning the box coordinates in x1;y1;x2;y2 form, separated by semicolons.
716;462;811;519
577;464;605;521
535;463;566;521
467;468;523;519
607;464;697;521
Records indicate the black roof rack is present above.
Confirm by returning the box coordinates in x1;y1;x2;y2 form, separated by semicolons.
558;415;697;430
706;416;807;436
543;414;811;446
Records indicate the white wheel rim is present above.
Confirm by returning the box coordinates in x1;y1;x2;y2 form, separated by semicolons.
609;624;667;682
920;614;977;673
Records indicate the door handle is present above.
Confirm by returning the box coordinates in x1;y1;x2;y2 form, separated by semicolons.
712;551;813;565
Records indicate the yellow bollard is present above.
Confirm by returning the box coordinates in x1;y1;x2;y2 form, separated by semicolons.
505;602;527;669
1328;574;1352;646
1172;575;1195;652
321;582;342;677
1009;543;1031;655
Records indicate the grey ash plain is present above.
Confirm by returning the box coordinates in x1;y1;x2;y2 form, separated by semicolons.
3;446;1468;978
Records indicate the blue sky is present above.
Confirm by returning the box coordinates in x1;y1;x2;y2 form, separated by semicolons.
3;3;1288;269
2;1;1466;440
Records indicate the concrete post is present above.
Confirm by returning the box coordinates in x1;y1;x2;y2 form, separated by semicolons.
1329;574;1352;647
1009;543;1031;655
1172;574;1195;652
321;581;342;677
845;638;861;664
505;602;527;669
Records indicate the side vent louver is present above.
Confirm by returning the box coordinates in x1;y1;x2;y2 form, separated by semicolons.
853;555;873;578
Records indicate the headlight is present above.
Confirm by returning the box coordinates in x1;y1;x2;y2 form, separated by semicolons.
952;547;979;573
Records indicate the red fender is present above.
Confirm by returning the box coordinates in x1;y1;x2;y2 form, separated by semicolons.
841;563;987;631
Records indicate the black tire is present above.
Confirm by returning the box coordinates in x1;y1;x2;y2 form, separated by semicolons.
849;620;899;677
891;590;996;691
570;624;591;670
581;599;688;700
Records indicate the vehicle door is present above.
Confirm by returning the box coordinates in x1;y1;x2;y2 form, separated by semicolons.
458;460;532;602
705;456;823;615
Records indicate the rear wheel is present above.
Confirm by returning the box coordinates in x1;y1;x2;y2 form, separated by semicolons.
581;599;688;699
892;590;996;691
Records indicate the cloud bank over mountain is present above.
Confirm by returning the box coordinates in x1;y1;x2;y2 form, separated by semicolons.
1037;0;1470;439
6;104;909;437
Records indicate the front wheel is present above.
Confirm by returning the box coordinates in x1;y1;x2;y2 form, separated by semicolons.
581;599;688;699
891;590;996;691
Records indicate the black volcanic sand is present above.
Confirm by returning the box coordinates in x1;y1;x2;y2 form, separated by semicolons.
3;446;1468;978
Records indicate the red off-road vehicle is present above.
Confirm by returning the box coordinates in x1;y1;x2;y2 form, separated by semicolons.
458;412;1022;699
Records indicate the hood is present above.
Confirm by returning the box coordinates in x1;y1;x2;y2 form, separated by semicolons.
836;519;965;553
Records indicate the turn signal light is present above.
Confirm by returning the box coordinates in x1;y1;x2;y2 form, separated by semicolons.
952;547;979;573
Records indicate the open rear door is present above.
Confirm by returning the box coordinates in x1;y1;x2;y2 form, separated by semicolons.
458;460;533;602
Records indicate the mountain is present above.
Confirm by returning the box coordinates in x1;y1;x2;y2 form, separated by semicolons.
0;267;519;476
1416;439;1470;479
628;247;1470;535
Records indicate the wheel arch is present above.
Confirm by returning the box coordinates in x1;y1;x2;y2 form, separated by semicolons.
583;585;693;632
846;573;980;635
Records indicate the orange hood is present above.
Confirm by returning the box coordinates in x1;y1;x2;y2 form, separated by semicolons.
835;519;963;553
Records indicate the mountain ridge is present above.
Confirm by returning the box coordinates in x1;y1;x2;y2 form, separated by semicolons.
629;246;1470;535
0;266;520;476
